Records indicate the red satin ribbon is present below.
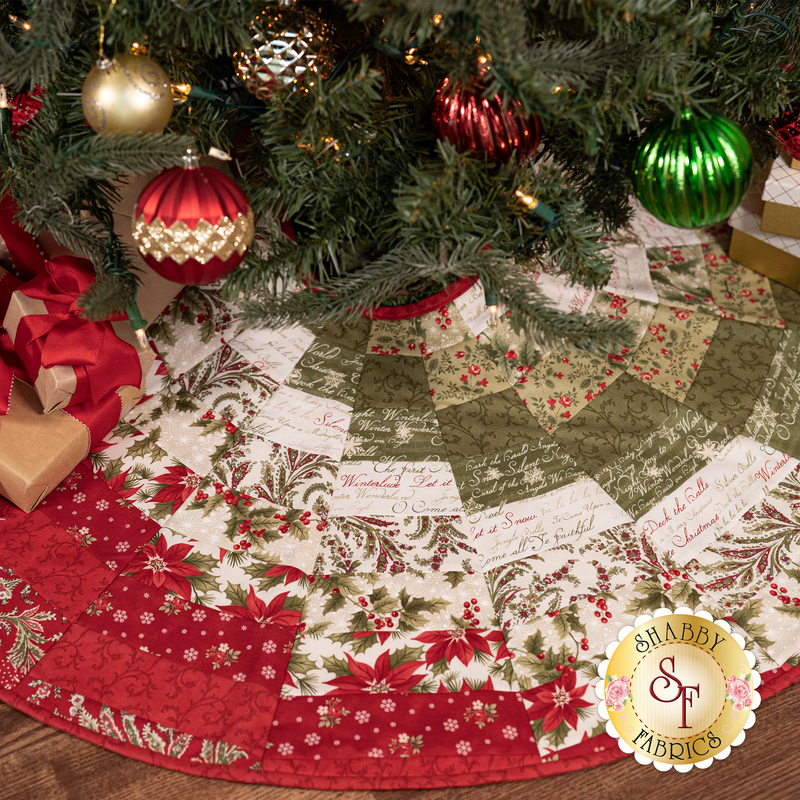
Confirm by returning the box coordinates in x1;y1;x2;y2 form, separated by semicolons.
13;257;141;407
0;194;46;281
0;205;139;447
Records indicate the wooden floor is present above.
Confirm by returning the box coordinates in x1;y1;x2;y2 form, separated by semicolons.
2;682;799;800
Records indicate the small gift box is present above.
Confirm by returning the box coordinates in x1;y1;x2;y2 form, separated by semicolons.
729;175;800;292
3;258;155;413
760;152;800;238
0;381;95;512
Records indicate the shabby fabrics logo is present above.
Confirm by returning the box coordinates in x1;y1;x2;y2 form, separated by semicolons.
596;607;760;772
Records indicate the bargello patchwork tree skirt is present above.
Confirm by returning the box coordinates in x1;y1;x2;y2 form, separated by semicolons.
2;205;800;789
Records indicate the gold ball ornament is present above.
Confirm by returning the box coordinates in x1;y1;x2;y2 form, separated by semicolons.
233;2;334;100
81;52;174;135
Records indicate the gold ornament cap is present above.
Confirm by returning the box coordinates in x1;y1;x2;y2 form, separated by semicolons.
597;608;760;772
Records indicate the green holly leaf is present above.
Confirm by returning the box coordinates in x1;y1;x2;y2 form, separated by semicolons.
350;609;371;632
388;644;424;670
776;605;800;618
288;651;316;677
544;719;572;749
186;572;221;597
144;501;177;521
323;592;348;615
444;571;466;588
183;551;219;573
730;597;764;627
351;633;381;656
553;604;586;638
190;493;227;517
670;579;702;609
523;630;545;655
624;577;675;615
430;656;450;677
488;657;516;686
101;456;127;481
590;719;606;739
125;429;167;461
303;622;330;636
321;654;352;678
397;587;447;629
221;583;247;608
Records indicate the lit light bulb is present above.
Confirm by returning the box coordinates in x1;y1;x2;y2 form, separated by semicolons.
8;14;31;31
171;83;191;102
0;84;10;137
135;328;148;349
515;189;539;210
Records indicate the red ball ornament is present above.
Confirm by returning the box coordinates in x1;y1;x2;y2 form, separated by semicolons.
131;158;255;285
775;103;800;160
432;76;542;164
9;85;43;133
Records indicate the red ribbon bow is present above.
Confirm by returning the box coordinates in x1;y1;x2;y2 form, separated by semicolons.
13;257;141;407
0;199;142;448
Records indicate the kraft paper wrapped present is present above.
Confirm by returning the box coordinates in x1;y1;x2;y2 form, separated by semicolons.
760;152;800;237
728;171;800;293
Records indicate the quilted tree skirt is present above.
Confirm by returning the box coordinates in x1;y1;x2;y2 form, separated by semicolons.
3;205;800;789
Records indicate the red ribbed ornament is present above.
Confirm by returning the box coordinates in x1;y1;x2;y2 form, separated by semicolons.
431;76;542;164
131;162;255;285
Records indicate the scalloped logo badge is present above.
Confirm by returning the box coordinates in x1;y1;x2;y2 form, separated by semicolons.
596;608;760;772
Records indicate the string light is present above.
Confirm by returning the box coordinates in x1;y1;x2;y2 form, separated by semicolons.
124;302;149;350
171;83;191;102
8;14;31;31
515;189;539;210
484;291;500;330
0;85;10;137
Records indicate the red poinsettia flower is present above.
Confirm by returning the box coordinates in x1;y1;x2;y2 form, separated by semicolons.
226;586;301;628
414;628;494;667
150;465;201;513
263;564;307;585
525;669;593;732
125;535;203;601
324;651;425;693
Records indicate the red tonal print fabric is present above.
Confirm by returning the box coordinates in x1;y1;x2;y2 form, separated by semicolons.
268;690;536;763
76;571;293;695
24;623;277;753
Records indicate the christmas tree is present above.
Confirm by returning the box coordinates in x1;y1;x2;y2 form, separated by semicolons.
1;0;798;352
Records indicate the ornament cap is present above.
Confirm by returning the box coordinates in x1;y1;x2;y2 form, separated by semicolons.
182;149;199;170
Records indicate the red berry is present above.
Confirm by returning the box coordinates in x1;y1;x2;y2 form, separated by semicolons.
770;583;778;589
331;588;339;594
391;611;399;618
601;618;608;624
536;653;545;660
581;644;589;651
594;611;601;617
463;601;471;608
555;664;564;672
663;583;671;590
567;656;576;663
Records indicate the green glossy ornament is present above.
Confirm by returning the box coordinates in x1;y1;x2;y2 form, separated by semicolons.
631;109;753;229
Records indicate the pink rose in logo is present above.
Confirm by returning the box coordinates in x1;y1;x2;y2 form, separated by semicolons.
605;676;631;709
726;676;751;709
